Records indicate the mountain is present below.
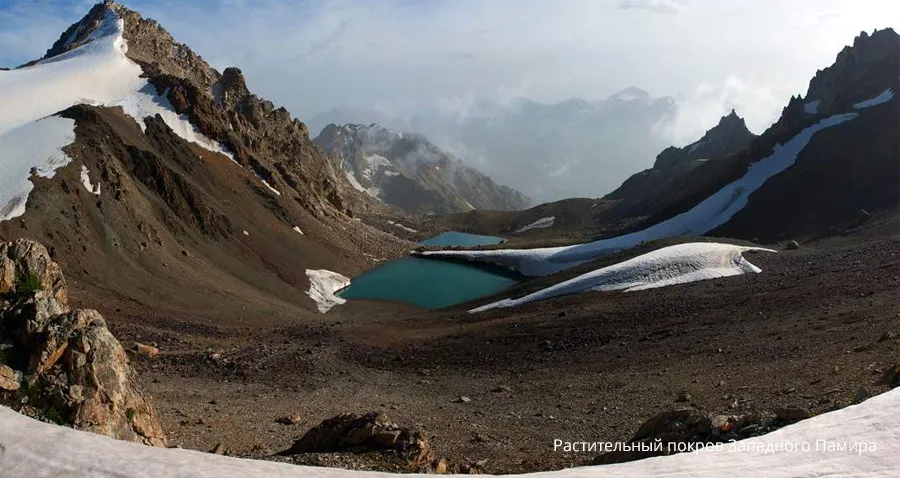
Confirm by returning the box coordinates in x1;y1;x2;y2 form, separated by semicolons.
308;88;678;203
314;123;530;215
604;109;757;218
426;29;899;245
0;1;409;326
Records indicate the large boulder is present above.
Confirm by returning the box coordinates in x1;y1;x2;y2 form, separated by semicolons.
592;408;783;465
278;411;433;470
0;239;166;447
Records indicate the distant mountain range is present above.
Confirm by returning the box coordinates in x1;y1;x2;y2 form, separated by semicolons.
313;123;530;215
309;88;678;203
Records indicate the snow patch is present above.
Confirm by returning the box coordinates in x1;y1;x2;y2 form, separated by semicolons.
471;243;773;312
387;220;418;233
514;216;555;234
420;113;857;276
0;116;76;221
259;178;281;196
1;387;899;477
804;99;821;114
292;226;304;235
305;269;350;313
79;165;100;195
853;88;894;109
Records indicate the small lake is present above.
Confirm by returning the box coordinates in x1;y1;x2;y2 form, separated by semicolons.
338;231;520;309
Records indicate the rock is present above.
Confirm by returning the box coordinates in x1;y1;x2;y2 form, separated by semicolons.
0;364;21;391
277;414;302;425
775;408;811;422
278;411;433;469
431;457;449;473
676;390;692;402
0;239;166;447
134;342;160;356
210;443;227;455
592;408;776;465
878;331;897;342
454;396;472;404
876;365;900;388
0;239;67;304
785;240;800;250
491;386;512;393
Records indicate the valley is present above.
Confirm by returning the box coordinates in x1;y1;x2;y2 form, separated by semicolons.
0;1;898;477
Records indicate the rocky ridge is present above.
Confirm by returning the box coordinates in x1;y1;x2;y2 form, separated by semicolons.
0;239;166;446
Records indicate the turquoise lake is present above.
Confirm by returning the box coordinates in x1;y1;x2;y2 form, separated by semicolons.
337;231;520;309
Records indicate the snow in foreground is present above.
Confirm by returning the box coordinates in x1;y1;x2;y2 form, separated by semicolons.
514;216;556;234
305;269;350;313
0;7;233;222
471;243;774;312
1;388;897;477
419;113;858;277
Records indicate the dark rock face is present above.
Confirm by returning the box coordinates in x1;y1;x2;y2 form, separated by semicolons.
604;109;756;218
315;123;530;215
0;239;166;446
805;29;900;112
653;110;755;171
279;411;434;469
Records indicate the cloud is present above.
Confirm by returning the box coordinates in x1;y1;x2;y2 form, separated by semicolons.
618;0;688;15
654;76;785;146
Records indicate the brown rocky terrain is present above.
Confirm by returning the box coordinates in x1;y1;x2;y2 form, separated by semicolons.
0;2;898;476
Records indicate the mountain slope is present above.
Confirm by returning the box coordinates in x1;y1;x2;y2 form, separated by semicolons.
314;123;530;215
309;89;678;202
0;1;408;326
421;29;899;273
605;109;758;219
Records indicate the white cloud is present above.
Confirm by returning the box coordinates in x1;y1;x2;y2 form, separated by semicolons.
618;0;689;15
655;76;786;145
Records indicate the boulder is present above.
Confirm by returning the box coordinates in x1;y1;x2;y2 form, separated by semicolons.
592;408;779;465
0;364;21;391
278;411;433;469
0;239;166;447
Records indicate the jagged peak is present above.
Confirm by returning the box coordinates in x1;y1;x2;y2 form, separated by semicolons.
804;26;898;102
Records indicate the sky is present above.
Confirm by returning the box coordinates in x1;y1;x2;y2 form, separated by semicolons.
0;0;897;143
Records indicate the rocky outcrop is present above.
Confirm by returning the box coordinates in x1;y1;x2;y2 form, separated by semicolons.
652;110;755;171
592;407;809;465
278;411;434;470
0;239;166;447
315;123;530;215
